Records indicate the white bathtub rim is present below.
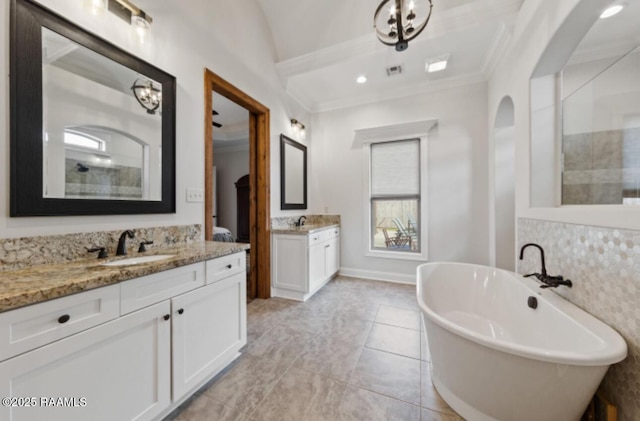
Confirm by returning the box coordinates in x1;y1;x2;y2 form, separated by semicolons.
416;262;627;366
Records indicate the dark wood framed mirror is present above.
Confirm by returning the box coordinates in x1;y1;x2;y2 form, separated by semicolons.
280;134;307;210
10;0;176;216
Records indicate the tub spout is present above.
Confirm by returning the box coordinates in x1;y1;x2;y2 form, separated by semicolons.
519;243;548;277
539;275;573;289
519;243;572;289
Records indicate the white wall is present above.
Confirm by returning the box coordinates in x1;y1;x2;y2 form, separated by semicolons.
488;0;640;230
213;148;249;238
0;0;311;238
312;82;489;282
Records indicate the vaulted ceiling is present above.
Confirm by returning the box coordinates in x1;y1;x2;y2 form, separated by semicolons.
256;0;525;112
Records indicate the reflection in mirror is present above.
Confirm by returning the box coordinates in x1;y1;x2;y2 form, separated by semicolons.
42;28;162;201
562;46;640;205
280;135;307;210
10;0;175;216
530;1;640;207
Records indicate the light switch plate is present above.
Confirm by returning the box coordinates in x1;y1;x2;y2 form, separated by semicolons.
186;188;204;203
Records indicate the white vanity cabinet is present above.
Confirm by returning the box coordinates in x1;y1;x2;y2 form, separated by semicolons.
171;271;246;400
0;251;247;421
0;301;171;421
272;226;340;301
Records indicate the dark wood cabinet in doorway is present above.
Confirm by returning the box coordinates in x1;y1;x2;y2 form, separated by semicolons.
235;174;250;243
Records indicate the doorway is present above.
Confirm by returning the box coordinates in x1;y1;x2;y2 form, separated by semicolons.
204;69;271;299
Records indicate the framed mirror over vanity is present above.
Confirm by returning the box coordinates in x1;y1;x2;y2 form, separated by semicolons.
280;134;307;210
10;0;176;216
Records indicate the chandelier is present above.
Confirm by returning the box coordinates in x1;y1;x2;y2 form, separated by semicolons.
131;78;162;115
374;0;433;52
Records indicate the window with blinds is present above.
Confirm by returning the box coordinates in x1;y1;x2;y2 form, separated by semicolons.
370;139;420;252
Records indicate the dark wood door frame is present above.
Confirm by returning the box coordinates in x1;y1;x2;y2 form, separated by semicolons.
204;69;271;299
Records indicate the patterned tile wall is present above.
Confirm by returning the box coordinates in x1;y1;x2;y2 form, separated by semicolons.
517;218;640;421
0;224;201;271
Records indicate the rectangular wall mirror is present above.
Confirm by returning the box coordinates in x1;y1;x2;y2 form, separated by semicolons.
280;134;307;210
10;0;176;216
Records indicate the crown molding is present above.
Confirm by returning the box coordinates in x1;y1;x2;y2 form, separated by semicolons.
481;21;514;78
354;119;438;144
303;72;486;113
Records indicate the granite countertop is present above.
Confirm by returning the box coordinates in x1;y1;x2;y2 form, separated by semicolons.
271;223;339;235
0;241;249;313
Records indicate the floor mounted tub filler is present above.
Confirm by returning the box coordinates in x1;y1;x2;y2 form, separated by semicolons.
416;262;627;421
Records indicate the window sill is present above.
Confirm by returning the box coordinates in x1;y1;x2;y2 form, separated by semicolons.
365;249;428;261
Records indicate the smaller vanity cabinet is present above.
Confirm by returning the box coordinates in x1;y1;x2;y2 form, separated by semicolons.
272;226;340;301
172;259;246;400
0;252;247;421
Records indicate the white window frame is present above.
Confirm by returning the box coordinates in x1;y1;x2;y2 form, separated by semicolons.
357;120;437;261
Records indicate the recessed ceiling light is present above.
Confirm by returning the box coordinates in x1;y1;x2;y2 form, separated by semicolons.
600;4;624;18
427;60;448;73
356;75;367;84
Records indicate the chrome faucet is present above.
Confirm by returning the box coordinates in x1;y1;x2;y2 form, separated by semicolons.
518;243;572;288
116;230;135;256
295;216;307;227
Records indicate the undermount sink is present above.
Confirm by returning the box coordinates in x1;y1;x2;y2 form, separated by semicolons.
101;255;175;267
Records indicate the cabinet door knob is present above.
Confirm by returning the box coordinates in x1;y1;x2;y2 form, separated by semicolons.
163;314;170;321
178;308;184;315
226;264;232;269
58;314;70;324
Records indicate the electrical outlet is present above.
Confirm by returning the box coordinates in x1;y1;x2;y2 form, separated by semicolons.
186;188;204;203
324;206;329;213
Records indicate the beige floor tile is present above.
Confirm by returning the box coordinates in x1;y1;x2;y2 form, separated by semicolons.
202;354;290;414
173;394;254;421
307;384;421;421
421;408;465;421
247;323;313;363
366;322;421;360
319;314;373;345
350;347;421;405
375;305;421;331
293;334;365;382
249;367;341;421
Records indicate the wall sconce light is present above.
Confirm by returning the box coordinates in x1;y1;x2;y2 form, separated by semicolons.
88;0;108;15
106;0;152;38
291;119;306;139
131;78;162;114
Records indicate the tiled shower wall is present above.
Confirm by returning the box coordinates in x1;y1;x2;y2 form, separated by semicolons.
517;218;640;421
563;128;640;205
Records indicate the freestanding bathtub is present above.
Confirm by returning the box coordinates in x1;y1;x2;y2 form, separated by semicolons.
416;262;627;421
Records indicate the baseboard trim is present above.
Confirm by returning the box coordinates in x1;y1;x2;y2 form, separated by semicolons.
338;267;415;284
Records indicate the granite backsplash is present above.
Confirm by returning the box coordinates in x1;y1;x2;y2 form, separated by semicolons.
0;224;202;271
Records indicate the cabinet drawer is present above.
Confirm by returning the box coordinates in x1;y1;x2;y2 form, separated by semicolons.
308;227;340;246
308;232;323;246
120;263;205;315
206;252;246;284
0;284;119;362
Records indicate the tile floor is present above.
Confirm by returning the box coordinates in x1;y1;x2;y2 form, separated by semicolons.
165;276;464;421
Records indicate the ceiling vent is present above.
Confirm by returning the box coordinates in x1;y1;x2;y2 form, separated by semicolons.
385;65;403;77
